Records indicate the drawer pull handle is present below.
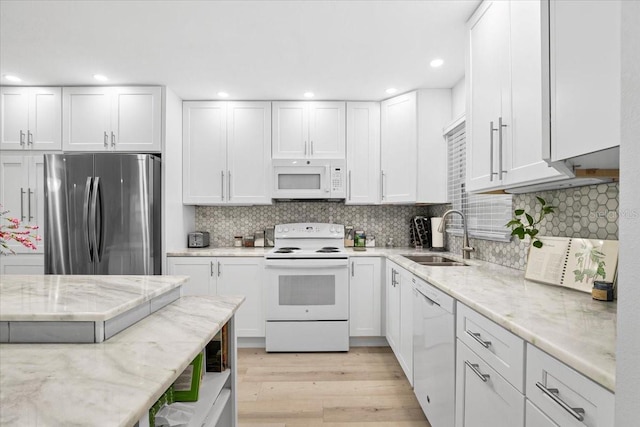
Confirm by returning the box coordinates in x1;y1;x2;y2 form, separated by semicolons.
536;382;585;421
465;361;490;382
466;330;491;348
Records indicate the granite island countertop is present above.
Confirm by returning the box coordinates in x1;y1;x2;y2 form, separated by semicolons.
168;246;617;391
0;294;245;426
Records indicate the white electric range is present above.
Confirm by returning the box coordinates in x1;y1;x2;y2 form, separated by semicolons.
264;223;349;352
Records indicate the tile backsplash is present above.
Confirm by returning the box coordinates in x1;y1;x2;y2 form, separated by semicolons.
429;183;620;270
194;183;619;271
195;202;429;248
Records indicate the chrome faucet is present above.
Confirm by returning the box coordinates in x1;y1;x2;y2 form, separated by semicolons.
438;209;475;260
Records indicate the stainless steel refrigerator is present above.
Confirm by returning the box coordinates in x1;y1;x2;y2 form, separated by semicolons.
44;153;161;275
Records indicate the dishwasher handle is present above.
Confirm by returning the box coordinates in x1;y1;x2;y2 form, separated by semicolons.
415;288;440;306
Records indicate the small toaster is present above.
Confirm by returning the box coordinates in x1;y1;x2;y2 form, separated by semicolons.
188;231;210;248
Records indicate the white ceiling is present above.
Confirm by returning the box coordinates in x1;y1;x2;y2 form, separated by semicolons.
0;0;480;101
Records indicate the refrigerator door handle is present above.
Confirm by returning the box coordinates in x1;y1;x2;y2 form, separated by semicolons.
83;177;94;262
92;177;104;263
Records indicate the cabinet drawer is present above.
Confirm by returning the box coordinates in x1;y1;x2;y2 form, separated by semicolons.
526;345;614;427
456;340;525;427
457;303;525;392
526;399;558;427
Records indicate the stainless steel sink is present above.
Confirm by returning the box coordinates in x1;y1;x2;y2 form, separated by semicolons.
402;255;468;267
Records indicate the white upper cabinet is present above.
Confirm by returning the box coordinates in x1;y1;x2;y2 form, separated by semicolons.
547;0;621;163
183;101;272;206
272;101;345;159
467;1;566;193
110;87;162;152
0;154;44;253
381;90;450;204
226;102;272;204
183;102;227;204
0;87;61;151
346;102;380;205
62;86;162;152
381;92;417;203
467;1;509;193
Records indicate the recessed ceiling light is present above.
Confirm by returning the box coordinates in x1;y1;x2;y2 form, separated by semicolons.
303;92;314;99
218;92;229;98
430;58;444;68
93;74;108;81
385;88;398;95
4;74;22;82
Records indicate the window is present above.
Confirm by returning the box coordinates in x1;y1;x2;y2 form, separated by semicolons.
446;120;512;242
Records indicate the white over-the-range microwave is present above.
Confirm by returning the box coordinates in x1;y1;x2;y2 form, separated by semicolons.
272;159;346;199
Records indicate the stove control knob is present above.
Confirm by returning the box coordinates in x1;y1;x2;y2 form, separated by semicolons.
330;226;336;233
276;227;282;232
283;227;289;233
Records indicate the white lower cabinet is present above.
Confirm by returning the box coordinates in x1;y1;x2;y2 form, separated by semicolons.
525;345;614;427
166;256;265;338
349;257;382;336
385;261;401;352
215;258;265;338
0;254;44;274
456;340;525;427
526;399;558;427
455;302;525;427
385;261;413;385
166;256;217;296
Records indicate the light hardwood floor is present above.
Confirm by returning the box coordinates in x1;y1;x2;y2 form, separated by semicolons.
237;347;431;427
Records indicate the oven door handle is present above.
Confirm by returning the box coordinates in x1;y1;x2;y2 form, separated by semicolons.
265;260;348;269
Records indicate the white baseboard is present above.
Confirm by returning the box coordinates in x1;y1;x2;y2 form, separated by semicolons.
237;336;389;349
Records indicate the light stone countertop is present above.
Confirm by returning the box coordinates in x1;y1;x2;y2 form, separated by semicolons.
168;246;617;391
167;247;269;257
0;295;245;427
0;275;188;321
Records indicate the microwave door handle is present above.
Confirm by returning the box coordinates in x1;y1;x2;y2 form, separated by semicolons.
325;166;331;193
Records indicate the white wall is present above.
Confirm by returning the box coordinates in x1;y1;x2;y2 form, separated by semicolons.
615;1;640;424
162;87;195;271
451;77;466;118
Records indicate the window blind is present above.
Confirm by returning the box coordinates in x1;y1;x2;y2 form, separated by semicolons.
446;122;512;242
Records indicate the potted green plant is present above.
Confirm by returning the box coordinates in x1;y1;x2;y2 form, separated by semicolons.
506;197;556;248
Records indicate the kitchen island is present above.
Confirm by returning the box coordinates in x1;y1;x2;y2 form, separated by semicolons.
0;275;244;426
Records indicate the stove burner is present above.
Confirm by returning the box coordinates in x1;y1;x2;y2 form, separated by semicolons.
316;248;340;253
274;247;301;254
321;247;339;250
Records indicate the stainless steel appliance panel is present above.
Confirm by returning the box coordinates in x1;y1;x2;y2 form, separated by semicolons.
44;154;161;275
93;154;160;275
44;154;95;274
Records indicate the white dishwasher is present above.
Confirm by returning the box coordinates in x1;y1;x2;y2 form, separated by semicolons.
412;276;455;427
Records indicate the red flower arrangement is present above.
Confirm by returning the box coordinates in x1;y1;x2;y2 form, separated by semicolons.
0;205;41;255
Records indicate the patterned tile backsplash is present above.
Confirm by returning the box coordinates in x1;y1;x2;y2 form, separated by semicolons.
195;183;619;271
429;183;620;270
195;202;430;248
